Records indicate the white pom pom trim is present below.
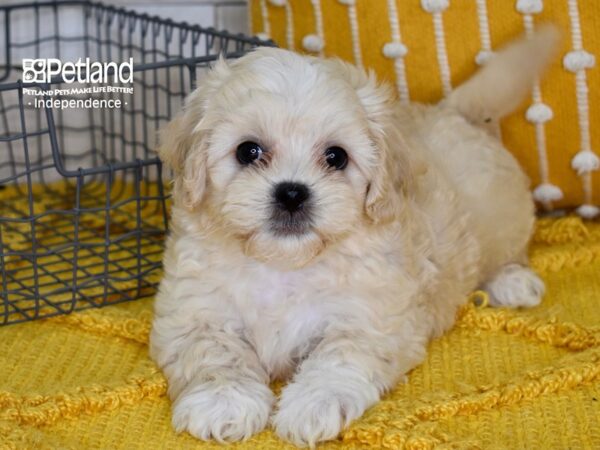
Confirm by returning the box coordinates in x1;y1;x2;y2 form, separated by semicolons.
421;0;449;13
571;150;600;175
338;0;355;5
533;183;564;203
475;50;494;66
576;204;600;219
383;42;408;59
526;103;554;124
516;0;543;14
268;0;286;6
256;32;270;41
302;34;324;53
563;50;596;72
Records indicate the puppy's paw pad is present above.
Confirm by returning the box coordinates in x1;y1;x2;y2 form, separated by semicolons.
486;264;545;308
172;380;273;442
273;379;375;447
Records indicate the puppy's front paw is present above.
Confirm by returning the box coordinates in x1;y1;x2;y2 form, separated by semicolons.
172;379;274;442
486;263;545;308
273;376;378;447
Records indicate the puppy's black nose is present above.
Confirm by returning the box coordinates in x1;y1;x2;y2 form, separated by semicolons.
274;182;310;213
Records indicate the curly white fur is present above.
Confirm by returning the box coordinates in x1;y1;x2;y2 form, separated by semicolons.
150;27;558;448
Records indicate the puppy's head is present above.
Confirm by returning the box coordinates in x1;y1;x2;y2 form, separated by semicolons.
159;48;411;269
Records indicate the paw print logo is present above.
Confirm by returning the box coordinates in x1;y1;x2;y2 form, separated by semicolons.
22;59;46;83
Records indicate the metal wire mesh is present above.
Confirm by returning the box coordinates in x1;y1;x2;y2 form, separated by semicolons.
0;0;269;325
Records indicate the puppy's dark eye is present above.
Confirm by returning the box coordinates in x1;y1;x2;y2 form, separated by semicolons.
236;141;264;165
324;146;348;170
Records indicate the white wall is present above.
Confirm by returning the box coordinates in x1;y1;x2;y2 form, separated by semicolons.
105;0;249;34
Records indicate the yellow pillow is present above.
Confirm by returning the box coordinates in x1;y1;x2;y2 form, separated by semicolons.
249;0;600;217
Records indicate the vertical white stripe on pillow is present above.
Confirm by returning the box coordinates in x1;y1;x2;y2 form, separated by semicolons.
517;2;563;210
285;1;295;50
421;0;452;96
259;0;271;39
268;0;294;49
313;0;325;54
338;0;363;68
384;0;410;103
565;0;599;218
302;0;325;55
475;0;494;66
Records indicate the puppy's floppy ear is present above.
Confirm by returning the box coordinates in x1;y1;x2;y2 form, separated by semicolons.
157;57;231;210
364;136;405;224
158;108;206;210
332;61;412;223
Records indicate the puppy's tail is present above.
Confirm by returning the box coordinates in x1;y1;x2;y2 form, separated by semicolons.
445;25;560;123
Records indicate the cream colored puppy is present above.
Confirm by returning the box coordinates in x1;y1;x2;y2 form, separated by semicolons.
150;28;557;447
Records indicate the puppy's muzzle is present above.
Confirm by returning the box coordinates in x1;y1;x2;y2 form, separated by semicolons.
270;182;312;235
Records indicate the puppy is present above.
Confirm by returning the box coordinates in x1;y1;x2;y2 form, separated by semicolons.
150;27;558;447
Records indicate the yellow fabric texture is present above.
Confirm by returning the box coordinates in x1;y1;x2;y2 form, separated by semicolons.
249;0;600;211
1;214;599;449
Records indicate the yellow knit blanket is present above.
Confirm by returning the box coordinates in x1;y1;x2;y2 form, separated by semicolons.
1;216;600;449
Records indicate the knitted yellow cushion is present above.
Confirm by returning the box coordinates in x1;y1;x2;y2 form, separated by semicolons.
249;0;600;218
1;215;600;448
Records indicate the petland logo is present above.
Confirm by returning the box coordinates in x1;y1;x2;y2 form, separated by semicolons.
22;58;134;110
22;58;133;84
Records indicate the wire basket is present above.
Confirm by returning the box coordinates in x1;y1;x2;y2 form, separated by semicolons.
0;0;268;325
